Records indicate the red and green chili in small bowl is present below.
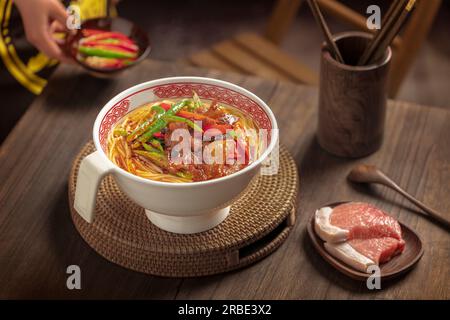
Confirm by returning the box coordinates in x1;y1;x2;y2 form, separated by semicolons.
68;17;150;75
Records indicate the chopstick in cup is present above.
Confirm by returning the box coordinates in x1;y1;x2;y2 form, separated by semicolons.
382;0;404;24
367;0;417;64
307;0;345;64
358;0;416;66
358;0;407;65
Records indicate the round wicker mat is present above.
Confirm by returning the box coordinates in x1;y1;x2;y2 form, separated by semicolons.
68;141;299;277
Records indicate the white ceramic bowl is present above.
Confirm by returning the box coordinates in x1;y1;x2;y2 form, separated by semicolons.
74;77;278;233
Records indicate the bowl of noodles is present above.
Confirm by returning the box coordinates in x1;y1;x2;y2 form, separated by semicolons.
74;77;278;234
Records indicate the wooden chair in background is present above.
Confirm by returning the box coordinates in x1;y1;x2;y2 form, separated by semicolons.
184;0;442;97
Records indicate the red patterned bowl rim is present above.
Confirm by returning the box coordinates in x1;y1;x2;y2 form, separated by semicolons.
93;77;278;186
98;81;274;152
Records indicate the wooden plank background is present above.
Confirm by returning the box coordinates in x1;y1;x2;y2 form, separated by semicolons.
0;60;448;299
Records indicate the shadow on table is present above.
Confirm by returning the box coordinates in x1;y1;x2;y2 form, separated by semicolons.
294;135;360;212
46;185;183;299
42;69;116;112
295;135;355;183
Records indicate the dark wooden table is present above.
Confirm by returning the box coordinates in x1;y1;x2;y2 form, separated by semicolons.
0;60;449;299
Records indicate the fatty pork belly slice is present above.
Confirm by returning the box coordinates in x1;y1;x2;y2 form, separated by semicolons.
315;202;403;243
324;237;405;273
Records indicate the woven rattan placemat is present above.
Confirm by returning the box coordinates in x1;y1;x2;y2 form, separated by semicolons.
68;141;299;277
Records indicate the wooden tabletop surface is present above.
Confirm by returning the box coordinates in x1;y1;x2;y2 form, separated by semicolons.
0;60;449;299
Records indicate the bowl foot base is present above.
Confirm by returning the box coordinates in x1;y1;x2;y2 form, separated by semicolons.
144;206;230;234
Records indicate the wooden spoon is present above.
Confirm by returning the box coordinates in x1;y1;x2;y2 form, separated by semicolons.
348;164;450;229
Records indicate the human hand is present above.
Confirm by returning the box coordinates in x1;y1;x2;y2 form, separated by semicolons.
14;0;72;63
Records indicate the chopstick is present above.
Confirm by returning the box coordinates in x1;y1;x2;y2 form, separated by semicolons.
358;0;416;66
307;0;345;64
381;0;403;24
369;0;417;63
358;0;407;65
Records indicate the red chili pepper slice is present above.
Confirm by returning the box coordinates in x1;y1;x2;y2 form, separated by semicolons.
83;31;134;43
153;132;164;139
203;124;233;134
81;29;105;37
160;103;171;111
81;41;138;53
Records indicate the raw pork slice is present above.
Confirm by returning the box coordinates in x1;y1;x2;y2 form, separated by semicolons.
324;237;405;272
314;202;406;273
315;202;403;243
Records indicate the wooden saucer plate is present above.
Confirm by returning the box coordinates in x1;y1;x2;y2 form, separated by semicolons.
307;201;424;281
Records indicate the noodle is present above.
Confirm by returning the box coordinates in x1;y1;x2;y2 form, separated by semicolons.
107;95;260;182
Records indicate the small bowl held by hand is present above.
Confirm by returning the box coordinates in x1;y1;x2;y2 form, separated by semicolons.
66;17;150;77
